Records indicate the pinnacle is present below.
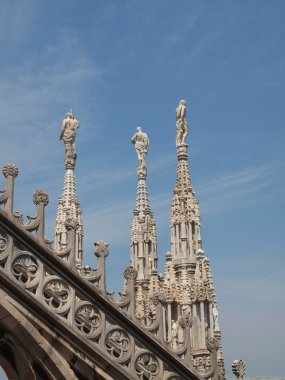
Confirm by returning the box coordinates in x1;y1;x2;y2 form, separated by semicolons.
55;111;83;261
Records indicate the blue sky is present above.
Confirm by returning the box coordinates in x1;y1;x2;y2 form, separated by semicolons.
0;0;284;377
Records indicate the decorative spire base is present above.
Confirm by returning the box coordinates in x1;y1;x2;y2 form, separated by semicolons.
176;143;188;160
65;156;76;170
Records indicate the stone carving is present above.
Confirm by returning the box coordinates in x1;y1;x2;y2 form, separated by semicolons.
176;100;188;146
43;279;70;311
193;355;211;374
33;189;49;206
12;254;38;284
197;284;207;301
105;328;131;360
171;319;186;349
131;127;149;168
59;110;80;160
0;231;7;252
75;304;101;336
179;312;192;329
124;266;137;280
94;240;109;258
150;292;166;306
65;217;79;231
232;359;246;379
2;163;18;178
171;320;178;350
213;304;219;330
206;337;219;352
135;352;159;380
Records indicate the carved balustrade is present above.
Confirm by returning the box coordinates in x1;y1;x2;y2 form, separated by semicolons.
0;164;221;380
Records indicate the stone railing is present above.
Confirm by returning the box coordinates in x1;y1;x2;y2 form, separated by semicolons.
0;163;221;380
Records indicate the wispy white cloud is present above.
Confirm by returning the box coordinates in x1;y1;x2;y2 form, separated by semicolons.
198;164;282;214
0;28;104;201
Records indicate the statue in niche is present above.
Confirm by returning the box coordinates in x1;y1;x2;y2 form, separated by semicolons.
131;127;149;168
176;99;188;146
177;324;185;348
171;320;178;350
60;110;80;159
182;304;191;315
213;305;219;330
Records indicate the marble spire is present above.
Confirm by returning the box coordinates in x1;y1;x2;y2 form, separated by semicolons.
130;127;157;281
171;100;201;262
55;110;83;261
161;100;225;376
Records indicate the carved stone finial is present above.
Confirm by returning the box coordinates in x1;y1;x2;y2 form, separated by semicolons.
131;127;149;170
59;110;80;167
2;163;19;178
206;337;220;352
33;189;49;206
124;266;137;280
176;99;188;147
94;241;109;258
65;217;79;231
232;360;246;379
179;313;192;329
150;292;166;306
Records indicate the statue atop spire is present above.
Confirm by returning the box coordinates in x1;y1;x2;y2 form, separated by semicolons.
59;110;80;168
130;126;157;286
176;100;188;146
131;127;149;170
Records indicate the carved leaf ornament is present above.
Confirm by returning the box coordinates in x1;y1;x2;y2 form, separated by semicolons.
2;163;18;178
232;359;246;378
33;189;49;206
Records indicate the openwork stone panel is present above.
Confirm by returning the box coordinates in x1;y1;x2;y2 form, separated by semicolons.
104;325;132;363
74;302;102;339
0;229;9;264
135;351;161;380
0;225;197;380
43;277;71;313
12;253;39;285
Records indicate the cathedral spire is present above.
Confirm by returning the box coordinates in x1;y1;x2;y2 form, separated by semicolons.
55;110;83;261
130;127;157;281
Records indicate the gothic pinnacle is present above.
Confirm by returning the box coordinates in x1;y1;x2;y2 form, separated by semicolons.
55;111;83;261
130;127;157;281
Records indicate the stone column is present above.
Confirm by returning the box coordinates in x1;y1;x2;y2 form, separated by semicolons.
200;301;206;348
209;303;214;337
167;303;172;341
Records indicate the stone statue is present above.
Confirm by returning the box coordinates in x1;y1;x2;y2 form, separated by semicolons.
213;305;219;330
171;320;178;350
176;99;188;146
131;127;149;168
59;110;80;160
